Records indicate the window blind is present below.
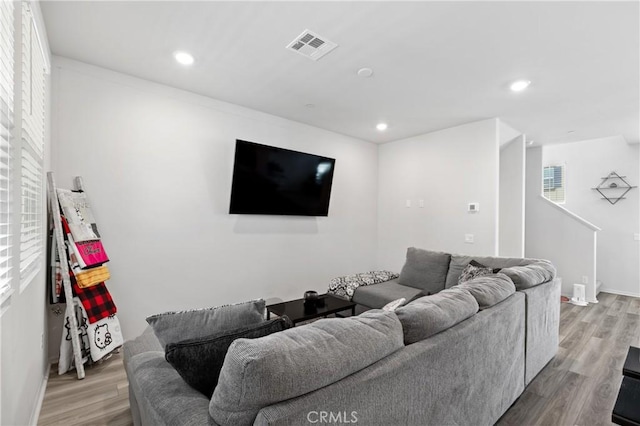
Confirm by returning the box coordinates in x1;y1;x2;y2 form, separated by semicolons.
19;1;44;286
0;0;14;298
21;2;44;158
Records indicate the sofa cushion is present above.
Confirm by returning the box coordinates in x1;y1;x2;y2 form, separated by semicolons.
209;310;404;426
352;278;424;308
500;261;557;290
127;351;216;426
165;316;293;398
445;255;535;288
398;247;451;293
146;299;265;347
456;273;516;309
395;287;479;344
123;326;163;364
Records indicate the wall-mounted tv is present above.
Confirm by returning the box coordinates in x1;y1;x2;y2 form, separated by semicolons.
229;139;336;216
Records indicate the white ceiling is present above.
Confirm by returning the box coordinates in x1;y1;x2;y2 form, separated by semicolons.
40;1;639;145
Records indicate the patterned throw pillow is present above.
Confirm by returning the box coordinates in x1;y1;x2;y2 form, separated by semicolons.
457;260;500;284
328;270;399;300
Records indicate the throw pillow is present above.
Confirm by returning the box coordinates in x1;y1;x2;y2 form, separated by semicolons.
165;316;293;397
382;298;407;312
457;260;500;285
146;299;266;347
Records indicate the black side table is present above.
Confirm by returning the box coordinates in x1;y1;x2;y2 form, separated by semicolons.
613;346;640;426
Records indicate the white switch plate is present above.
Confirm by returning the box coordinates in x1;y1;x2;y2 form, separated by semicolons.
634;233;640;241
464;234;474;243
419;199;425;208
405;200;411;208
582;276;589;284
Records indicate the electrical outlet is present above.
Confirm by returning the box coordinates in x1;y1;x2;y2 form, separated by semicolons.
582;276;589;284
464;234;474;244
40;333;44;350
419;199;425;208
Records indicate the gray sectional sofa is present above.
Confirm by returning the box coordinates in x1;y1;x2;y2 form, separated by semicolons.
123;248;560;426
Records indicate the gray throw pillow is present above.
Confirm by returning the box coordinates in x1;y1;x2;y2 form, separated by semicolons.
456;273;515;309
398;247;451;294
165;316;293;397
146;299;266;347
395;287;479;344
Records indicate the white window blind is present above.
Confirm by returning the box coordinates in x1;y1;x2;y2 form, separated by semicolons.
19;1;44;287
20;149;41;283
0;0;14;299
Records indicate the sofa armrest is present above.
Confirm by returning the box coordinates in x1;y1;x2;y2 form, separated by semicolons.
519;278;561;384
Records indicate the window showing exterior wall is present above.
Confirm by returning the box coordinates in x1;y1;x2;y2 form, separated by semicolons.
543;165;565;204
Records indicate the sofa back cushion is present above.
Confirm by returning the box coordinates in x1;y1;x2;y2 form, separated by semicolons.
456;273;516;309
500;261;557;290
398;248;451;294
395;287;479;344
165;316;293;398
146;299;265;347
209;310;404;426
445;255;535;289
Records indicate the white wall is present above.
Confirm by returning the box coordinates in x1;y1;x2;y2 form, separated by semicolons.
525;146;599;301
499;135;525;257
543;136;640;297
377;119;499;270
50;57;379;341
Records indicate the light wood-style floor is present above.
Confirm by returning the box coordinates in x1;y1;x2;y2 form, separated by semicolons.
38;292;640;426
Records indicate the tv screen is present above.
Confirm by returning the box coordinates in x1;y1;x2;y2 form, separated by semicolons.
229;140;336;216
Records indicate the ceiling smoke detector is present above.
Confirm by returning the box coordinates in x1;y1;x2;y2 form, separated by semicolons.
286;29;338;61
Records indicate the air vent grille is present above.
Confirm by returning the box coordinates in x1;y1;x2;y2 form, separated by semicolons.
286;29;338;61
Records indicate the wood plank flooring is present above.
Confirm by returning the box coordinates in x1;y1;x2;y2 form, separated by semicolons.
38;292;640;426
498;292;640;426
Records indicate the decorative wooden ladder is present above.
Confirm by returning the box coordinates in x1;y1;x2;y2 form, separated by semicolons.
47;172;86;379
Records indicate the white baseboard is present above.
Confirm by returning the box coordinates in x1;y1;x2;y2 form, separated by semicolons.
28;363;50;426
599;287;640;298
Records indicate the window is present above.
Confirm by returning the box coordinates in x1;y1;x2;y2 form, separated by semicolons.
0;0;14;301
543;165;565;204
19;2;45;288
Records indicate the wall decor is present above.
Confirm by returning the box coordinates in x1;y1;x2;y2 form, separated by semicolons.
591;171;637;205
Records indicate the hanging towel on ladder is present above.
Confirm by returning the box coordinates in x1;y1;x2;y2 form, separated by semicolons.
72;278;117;323
57;189;101;242
61;216;109;268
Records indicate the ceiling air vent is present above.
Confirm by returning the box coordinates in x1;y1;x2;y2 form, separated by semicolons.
286;29;338;61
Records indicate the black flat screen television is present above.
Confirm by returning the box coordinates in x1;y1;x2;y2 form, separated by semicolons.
229;140;336;216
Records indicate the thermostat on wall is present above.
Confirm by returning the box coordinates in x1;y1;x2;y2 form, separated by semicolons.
468;203;479;212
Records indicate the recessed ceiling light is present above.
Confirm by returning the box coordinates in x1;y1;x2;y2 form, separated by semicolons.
174;51;194;66
305;103;315;109
357;67;374;78
510;79;531;92
376;123;388;131
567;130;575;134
527;140;535;145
